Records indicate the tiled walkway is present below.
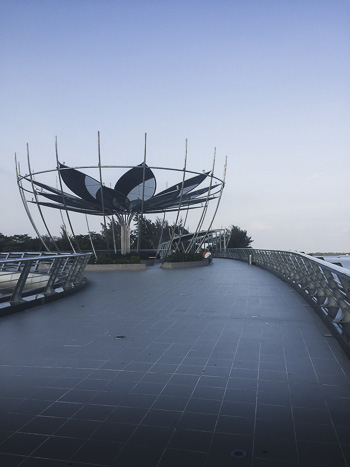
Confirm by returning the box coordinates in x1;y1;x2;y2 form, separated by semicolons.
0;259;350;466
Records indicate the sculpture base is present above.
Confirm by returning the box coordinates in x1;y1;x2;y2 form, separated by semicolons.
85;264;146;271
161;259;209;269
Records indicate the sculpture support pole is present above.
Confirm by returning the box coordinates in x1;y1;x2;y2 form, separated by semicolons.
126;225;130;253
186;147;216;253
26;144;60;252
97;131;110;253
59;210;76;252
196;156;227;253
120;214;133;255
127;214;134;253
175;206;189;252
164;138;188;259
111;215;117;254
136;215;140;252
156;211;166;258
85;214;97;259
55;137;81;252
15;154;50;252
121;222;126;255
137;132;147;253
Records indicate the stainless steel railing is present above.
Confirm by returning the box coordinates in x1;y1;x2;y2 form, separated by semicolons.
215;248;350;351
0;252;91;311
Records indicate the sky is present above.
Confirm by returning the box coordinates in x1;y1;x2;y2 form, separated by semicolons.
0;0;349;252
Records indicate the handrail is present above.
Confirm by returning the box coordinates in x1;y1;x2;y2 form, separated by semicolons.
0;252;91;313
215;248;350;355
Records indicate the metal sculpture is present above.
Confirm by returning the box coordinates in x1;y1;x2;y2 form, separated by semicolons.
15;133;227;255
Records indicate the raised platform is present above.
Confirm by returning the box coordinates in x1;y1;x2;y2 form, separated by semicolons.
85;263;146;271
161;259;209;269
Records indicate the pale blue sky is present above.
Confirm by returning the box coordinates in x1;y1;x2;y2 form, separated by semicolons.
1;0;349;252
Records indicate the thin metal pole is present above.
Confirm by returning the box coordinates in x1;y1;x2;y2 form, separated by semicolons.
196;156;227;253
85;214;97;259
55;136;81;252
186;147;216;252
15;154;50;252
141;132;147;214
111;215;117;254
164;138;188;258
97;131;110;253
59;210;76;252
136;215;140;252
26;144;60;252
127;213;135;228
137;132;147;253
156;212;166;257
175;206;189;252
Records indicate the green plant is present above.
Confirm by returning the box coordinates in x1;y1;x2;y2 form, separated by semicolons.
129;255;141;264
164;252;203;263
94;255;115;264
138;251;157;260
90;253;141;264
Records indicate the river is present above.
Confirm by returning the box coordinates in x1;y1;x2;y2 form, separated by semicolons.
316;255;350;271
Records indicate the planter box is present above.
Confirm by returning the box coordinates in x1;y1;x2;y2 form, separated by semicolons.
161;259;209;269
85;263;146;271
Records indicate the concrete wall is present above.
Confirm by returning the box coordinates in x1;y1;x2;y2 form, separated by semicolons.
161;259;209;269
85;263;146;271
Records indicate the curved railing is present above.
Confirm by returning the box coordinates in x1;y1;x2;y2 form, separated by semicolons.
215;248;350;355
0;252;91;314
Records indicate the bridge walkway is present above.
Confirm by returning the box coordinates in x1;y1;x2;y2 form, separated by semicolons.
0;259;350;466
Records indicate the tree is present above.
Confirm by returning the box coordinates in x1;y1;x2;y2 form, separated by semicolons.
131;216;190;251
100;218;121;252
227;225;253;248
56;226;74;251
131;217;161;250
0;233;42;252
0;233;6;252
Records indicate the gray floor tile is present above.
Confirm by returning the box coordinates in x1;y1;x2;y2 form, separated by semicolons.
1;259;350;466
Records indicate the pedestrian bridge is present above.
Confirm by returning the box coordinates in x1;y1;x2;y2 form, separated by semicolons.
0;258;350;466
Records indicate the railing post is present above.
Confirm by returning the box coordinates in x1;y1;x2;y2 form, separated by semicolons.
10;260;32;305
44;257;63;296
72;255;90;285
63;257;79;290
63;254;90;289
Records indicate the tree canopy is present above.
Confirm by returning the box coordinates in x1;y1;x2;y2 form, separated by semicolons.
227;225;253;248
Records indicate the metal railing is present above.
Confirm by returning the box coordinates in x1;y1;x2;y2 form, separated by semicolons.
0;252;91;313
215;248;350;354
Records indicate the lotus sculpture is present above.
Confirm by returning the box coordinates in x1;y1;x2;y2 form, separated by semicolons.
16;139;226;255
33;163;219;216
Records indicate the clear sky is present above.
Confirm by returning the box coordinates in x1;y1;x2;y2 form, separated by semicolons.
1;0;349;252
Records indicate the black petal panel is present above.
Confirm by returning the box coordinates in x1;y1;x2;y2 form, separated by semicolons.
114;164;156;203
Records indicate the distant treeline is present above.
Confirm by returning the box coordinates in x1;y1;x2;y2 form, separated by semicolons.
0;217;173;252
0;221;253;252
311;252;349;256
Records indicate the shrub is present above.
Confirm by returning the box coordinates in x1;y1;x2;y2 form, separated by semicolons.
129;255;141;264
90;253;141;264
94;255;115;264
138;251;157;260
164;252;203;263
